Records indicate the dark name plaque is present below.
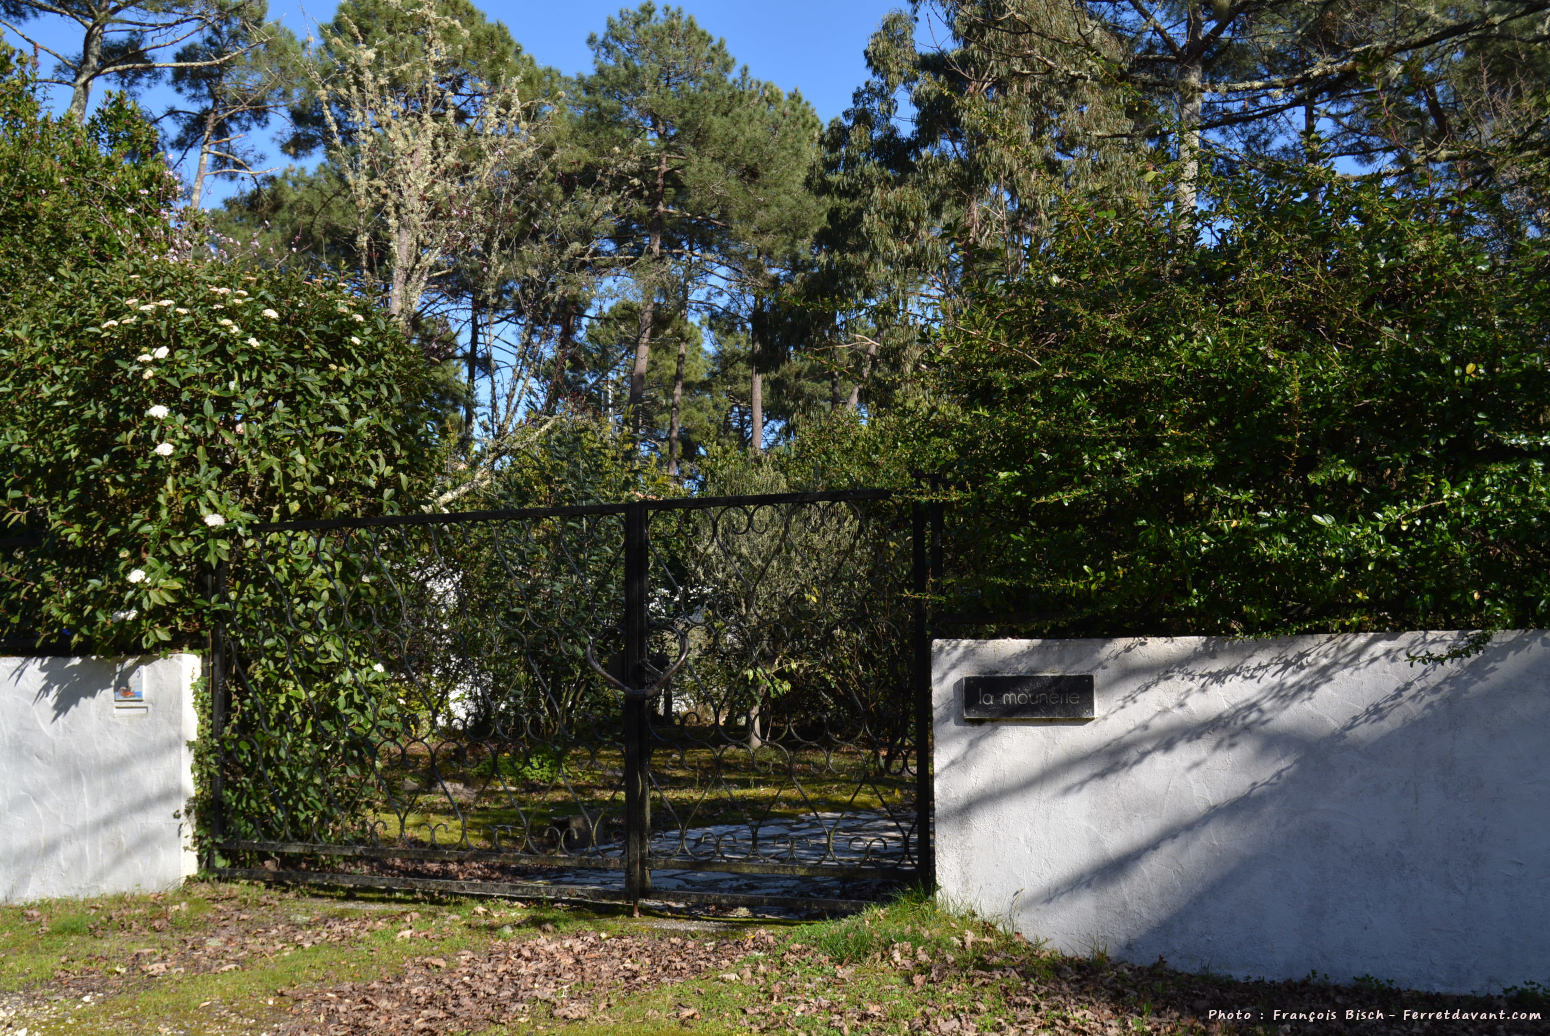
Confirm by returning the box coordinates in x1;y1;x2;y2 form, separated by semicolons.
961;674;1095;721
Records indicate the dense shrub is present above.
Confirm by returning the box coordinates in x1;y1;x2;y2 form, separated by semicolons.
2;256;445;651
0;43;446;653
0;46;175;324
912;164;1550;637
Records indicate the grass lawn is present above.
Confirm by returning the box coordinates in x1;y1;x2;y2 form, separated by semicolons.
0;882;1541;1035
236;741;914;853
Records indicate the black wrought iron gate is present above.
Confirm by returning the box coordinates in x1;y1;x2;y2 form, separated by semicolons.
207;490;935;912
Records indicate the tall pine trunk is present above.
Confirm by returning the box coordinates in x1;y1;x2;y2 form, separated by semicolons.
189;109;219;209
749;294;765;453
667;278;692;475
630;296;655;434
464;294;481;452
750;370;764;454
543;303;578;415
845;337;879;411
66;22;104;122
629;126;671;444
667;332;687;474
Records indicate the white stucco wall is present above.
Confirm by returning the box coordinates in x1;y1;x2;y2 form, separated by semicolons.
1;653;200;903
933;633;1550;994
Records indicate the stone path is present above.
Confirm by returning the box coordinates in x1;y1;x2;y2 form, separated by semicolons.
533;809;920;912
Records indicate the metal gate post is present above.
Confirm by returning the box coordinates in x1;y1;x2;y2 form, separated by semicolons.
202;562;229;873
622;501;652;902
911;499;938;891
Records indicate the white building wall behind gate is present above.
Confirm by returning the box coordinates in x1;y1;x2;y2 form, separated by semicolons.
933;633;1550;994
1;653;199;903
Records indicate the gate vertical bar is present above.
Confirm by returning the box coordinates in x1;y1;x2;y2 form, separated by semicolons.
202;562;228;873
911;499;937;890
623;500;652;902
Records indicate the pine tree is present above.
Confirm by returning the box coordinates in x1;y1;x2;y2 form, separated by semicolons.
575;3;822;464
1;0;246;121
164;0;301;207
928;0;1550;217
809;1;1143;414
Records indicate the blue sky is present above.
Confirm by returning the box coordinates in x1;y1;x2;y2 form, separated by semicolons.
272;1;917;124
471;1;909;125
4;1;920;203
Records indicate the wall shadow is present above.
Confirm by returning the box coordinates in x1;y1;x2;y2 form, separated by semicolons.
6;655;157;722
3;656;192;902
932;632;1550;993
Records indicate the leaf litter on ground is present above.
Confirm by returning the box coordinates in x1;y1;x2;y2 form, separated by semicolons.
1;884;1544;1035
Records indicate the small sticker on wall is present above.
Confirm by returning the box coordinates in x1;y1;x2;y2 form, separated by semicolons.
114;681;146;709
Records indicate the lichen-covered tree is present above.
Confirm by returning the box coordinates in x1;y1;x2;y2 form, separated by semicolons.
292;0;541;329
